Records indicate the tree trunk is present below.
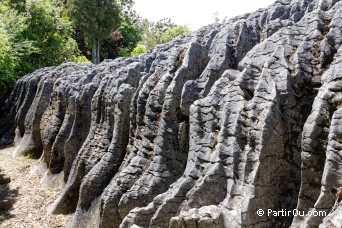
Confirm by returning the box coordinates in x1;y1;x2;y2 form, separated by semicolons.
92;40;97;64
97;40;100;63
92;38;100;64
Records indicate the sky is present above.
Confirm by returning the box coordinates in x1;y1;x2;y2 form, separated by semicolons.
133;0;276;31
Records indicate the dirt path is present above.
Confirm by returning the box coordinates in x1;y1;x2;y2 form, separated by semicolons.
0;146;72;228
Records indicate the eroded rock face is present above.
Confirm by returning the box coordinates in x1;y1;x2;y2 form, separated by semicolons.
1;0;342;227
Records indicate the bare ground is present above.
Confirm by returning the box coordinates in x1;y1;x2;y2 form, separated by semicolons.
0;146;73;228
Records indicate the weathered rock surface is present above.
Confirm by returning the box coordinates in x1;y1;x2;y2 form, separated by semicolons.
1;0;342;227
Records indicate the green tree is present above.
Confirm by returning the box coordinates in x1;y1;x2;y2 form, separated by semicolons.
137;18;174;49
0;0;82;99
71;10;141;61
118;14;141;54
23;0;79;72
137;18;191;50
0;1;35;98
103;13;141;58
67;0;123;64
160;25;191;43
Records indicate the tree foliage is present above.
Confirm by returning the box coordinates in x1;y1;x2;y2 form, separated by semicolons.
0;0;192;99
0;1;35;98
130;45;146;56
104;14;141;58
160;25;191;43
0;2;30;90
67;0;123;63
0;0;81;99
137;18;191;50
72;13;141;60
24;0;79;70
117;14;141;53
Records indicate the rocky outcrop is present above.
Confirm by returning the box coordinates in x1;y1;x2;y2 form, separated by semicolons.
1;0;342;227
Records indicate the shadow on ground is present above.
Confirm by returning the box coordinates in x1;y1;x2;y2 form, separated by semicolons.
0;173;18;223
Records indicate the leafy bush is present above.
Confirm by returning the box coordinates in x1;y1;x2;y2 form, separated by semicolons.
0;0;85;99
136;18;191;50
71;55;91;63
118;48;131;57
130;45;146;56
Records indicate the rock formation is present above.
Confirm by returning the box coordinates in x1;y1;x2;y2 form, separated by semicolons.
1;0;342;227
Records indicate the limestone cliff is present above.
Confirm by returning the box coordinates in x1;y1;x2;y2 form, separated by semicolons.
1;0;342;227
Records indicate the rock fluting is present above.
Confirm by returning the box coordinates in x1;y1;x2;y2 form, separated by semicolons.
1;0;342;227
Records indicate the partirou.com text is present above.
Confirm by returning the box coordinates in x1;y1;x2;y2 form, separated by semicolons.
256;209;327;217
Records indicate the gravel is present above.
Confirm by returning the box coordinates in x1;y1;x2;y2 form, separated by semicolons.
0;146;72;228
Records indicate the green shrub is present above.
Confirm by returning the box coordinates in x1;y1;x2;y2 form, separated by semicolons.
130;45;147;56
71;55;91;63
